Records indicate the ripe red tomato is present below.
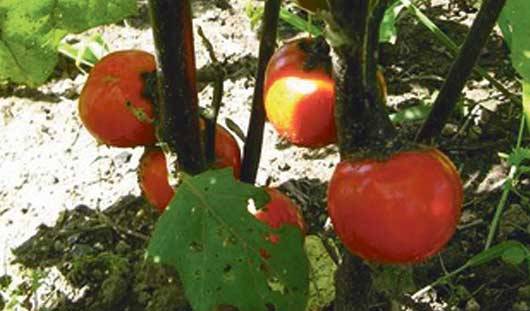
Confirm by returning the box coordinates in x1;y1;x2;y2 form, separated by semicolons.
327;149;463;264
255;188;306;239
201;121;242;179
138;150;174;211
264;38;336;147
254;188;306;259
264;39;387;148
295;0;329;12
138;125;241;212
79;50;157;147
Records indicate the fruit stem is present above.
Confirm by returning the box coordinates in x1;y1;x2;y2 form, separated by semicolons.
329;0;397;158
240;0;282;184
197;26;224;165
148;0;206;174
415;0;508;143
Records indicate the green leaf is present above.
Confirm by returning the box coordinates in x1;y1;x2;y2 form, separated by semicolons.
389;104;431;124
147;169;309;311
507;147;530;167
379;0;406;44
499;0;530;80
0;0;136;86
278;3;405;43
279;8;323;37
58;33;110;68
502;245;528;266
304;236;337;311
466;241;527;267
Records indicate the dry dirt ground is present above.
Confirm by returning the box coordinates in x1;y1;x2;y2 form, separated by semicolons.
0;0;528;310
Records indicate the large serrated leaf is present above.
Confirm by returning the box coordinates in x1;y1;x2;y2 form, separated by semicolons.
498;0;530;80
0;0;136;86
147;169;309;311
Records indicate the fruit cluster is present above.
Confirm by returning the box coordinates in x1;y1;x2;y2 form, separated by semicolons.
78;50;306;241
264;38;463;263
79;43;463;264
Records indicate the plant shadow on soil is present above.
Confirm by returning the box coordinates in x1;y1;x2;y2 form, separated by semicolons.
6;2;530;311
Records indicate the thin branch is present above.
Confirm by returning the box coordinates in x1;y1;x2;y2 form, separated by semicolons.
148;0;206;174
240;0;282;184
198;26;225;164
416;0;508;142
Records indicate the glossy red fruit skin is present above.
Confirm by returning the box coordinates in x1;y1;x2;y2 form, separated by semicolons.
327;149;463;264
79;50;156;147
255;188;306;253
205;123;242;179
264;38;336;148
138;150;174;212
255;188;306;234
138;125;241;212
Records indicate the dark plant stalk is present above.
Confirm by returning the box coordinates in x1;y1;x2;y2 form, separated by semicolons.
331;0;396;158
240;0;282;184
416;0;508;142
148;0;206;174
329;1;393;310
334;252;372;311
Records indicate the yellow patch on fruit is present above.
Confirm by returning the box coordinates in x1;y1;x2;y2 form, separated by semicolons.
265;76;335;146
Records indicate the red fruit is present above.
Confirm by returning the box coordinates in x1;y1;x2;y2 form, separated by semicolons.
327;149;463;264
138;150;174;212
254;188;306;260
264;38;336;147
202;121;242;179
138;125;241;212
79;50;156;147
264;38;388;148
255;188;306;244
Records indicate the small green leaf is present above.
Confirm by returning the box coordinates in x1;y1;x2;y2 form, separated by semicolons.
379;0;406;44
59;34;110;68
304;236;337;311
147;169;309;311
389;104;430;124
507;147;530;167
499;0;530;80
502;246;528;266
279;8;323;37
466;241;527;267
0;0;136;86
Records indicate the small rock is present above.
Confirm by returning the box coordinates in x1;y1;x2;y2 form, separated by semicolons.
465;298;480;311
441;123;458;136
278;163;291;171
